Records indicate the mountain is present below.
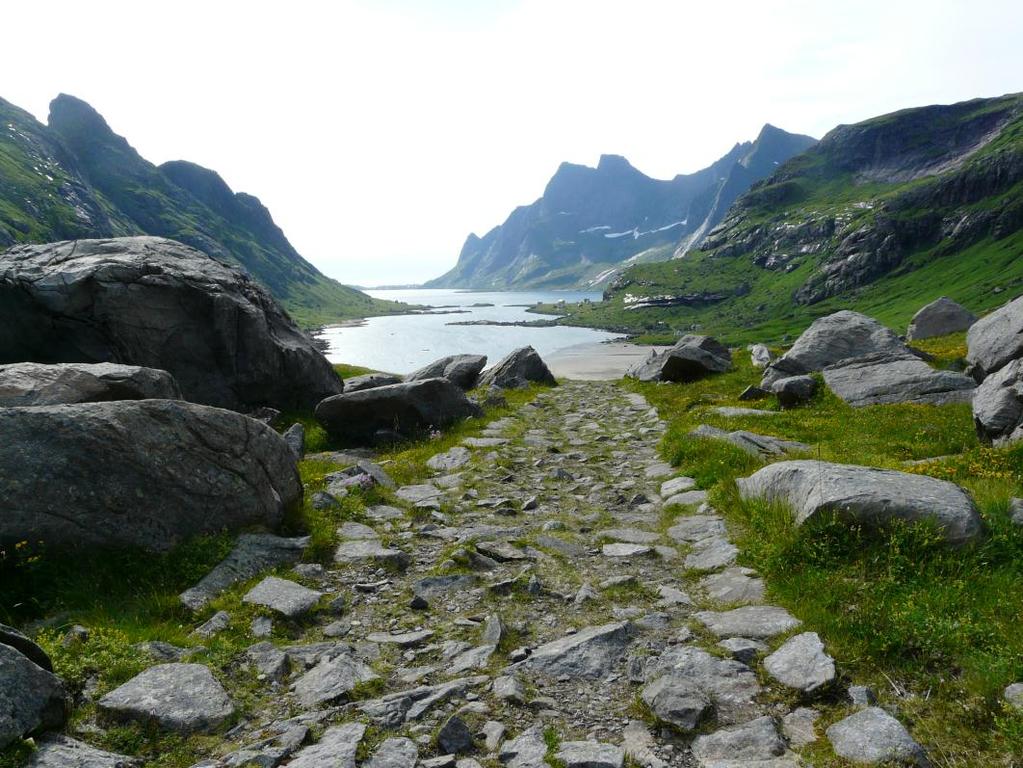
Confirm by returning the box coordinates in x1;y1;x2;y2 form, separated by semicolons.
0;94;400;326
558;93;1023;343
426;125;817;290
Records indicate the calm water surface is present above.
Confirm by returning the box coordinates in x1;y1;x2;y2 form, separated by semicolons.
318;289;623;373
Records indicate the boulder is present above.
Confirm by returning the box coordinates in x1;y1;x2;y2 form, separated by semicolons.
479;346;556;389
771;375;818;408
972;358;1023;444
627;335;731;383
316;378;482;443
645;646;762;725
826;707;928;766
97;663;234;733
0;237;341;410
907;297;976;341
749;344;774;369
407;354;488;390
736;460;983;545
0;400;301;552
0;622;53;671
282;422;305;460
823;354;975;407
762;311;913;387
690;716;792;767
966;294;1023;378
0;643;68;749
0;362;180;407
640;675;712;731
344;373;404;392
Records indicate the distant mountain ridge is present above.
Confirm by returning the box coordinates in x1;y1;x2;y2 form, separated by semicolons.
426;124;817;289
0;93;398;326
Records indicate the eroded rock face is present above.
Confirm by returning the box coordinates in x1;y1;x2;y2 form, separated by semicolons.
479;347;557;389
316;378;482;443
907;297;976;341
761;311;912;387
0;237;341;410
0;643;68;749
0;400;301;552
627;336;731;383
966;293;1023;378
407;354;488;390
737;460;982;545
0;362;181;407
973;358;1023;444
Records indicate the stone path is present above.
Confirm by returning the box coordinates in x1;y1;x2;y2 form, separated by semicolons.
89;381;926;766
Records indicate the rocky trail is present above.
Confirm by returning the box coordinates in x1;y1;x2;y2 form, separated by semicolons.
22;379;934;767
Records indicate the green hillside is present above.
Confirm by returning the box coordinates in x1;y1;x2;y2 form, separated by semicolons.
543;94;1023;343
1;95;402;327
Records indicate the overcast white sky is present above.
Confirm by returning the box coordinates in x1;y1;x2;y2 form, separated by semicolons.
5;0;1022;285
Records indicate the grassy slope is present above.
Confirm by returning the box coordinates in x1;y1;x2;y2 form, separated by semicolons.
0;366;547;767
624;337;1023;765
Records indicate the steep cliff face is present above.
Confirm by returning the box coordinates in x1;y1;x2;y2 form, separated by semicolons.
426;125;816;289
589;93;1023;341
0;94;393;325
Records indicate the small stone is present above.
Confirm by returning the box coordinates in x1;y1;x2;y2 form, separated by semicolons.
245;641;290;682
243;576;322;618
782;707;820;747
494;675;526;704
640;675;712;731
660;477;697;497
288;722;366;768
1005;682;1023;710
483;720;506;751
602;543;652;558
250;615;273;637
367;629;435;647
193;610;230;638
690;716;789;765
826;707;928;766
849;684;878;707
716;637;767;664
436;715;475;755
365;737;419;768
763;632;836;692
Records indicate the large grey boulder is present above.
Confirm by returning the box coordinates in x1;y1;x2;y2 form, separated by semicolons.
0;362;180;407
344;373;404;392
762;311;913;387
25;734;140;768
736;460;983;545
0;237;341;410
523;622;630;679
407;354;488;390
627;335;731;383
0;643;68;749
907;297;976;341
316;378;482;443
97;663;234;733
823;354;975;407
479;346;557;389
826;707;929;766
972;358;1023;444
966;294;1023;378
0;400;301;552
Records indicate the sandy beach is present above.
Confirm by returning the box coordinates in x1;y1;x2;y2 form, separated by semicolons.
546;341;670;380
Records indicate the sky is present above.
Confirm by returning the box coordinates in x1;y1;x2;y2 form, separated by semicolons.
4;0;1023;286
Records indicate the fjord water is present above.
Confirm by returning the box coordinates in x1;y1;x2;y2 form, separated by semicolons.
318;289;623;373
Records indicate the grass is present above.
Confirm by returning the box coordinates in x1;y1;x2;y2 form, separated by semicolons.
0;365;549;767
623;341;1023;765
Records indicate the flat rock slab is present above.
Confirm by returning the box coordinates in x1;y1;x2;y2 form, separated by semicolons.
180;534;308;611
826;707;928;766
763;632;836;692
556;741;625;768
413;575;477;600
0;643;67;750
660;476;697;497
0;361;180;407
463;437;509;448
602;543;652;558
684;538;737;571
823;355;975;407
690;424;810;458
288;722;366;768
644;462;674;479
500;726;549;768
338;521;380;540
25;734;140;767
292;652;379;708
334;540;411;570
699;568;765;604
358;676;488;727
664;490;709;507
524;622;630;679
365;737;419;768
691;715;795;768
367;630;434;647
668;515;727;544
98;663;234;734
693;606;801;639
712;406;778;417
243;576;322;618
396;484;443;505
427;446;472;471
736;460;983;545
596;528;661;545
366;505;406;521
476;541;531;561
